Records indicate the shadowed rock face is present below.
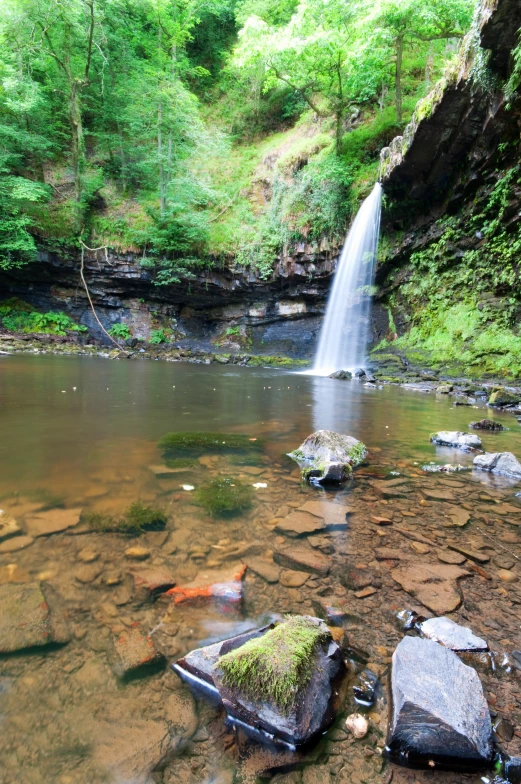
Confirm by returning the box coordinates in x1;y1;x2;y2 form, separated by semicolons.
388;636;493;771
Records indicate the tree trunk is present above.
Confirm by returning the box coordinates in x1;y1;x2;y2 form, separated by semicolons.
157;27;165;216
69;80;84;205
395;34;404;124
335;109;343;155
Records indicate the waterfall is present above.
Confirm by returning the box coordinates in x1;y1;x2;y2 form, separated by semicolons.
312;182;382;375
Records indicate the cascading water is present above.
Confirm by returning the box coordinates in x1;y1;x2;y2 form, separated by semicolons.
312;182;382;375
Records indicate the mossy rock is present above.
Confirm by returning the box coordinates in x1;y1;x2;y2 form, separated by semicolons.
84;502;167;534
158;431;263;458
487;389;521;406
216;616;329;712
289;430;367;484
194;477;254;517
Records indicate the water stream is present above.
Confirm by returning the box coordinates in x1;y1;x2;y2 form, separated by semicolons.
313;183;382;375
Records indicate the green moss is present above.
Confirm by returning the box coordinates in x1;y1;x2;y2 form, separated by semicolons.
164;457;197;469
246;355;310;368
85;502;167;534
347;441;368;466
158;431;262;457
227;452;265;467
217;616;329;712
194;477;254;517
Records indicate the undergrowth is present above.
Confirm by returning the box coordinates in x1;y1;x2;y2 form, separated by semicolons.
0;298;86;336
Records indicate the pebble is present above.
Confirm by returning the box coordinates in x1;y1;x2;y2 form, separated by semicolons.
125;546;150;560
280;569;309;588
345;713;369;739
75;565;103;584
410;542;430;554
104;572;122;586
436;549;466;565
497;568;518;583
77;548;100;563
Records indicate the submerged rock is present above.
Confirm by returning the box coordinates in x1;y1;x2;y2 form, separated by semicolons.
174;615;346;748
288;429;367;484
0;512;21;542
473;451;521;478
166;562;246;604
112;626;165;678
419;617;488;651
388;636;493;770
469;419;504;431
24;507;82;537
391;562;469;613
430;431;482;451
0;582;70;653
345;713;368;738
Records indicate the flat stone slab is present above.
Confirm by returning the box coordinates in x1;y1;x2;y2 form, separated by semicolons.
474;452;521;478
25;507;82;537
280;570;309;587
422;487;457;502
0;535;34;553
131;568;176;601
430;431;482;450
374;547;405;561
297;501;351;528
445;506;471;527
149;464;192;478
420;617;488;651
0;582;70;653
0;514;21;542
166;562;246;604
391;562;469;613
274;545;330;576
388;636;493;769
436;549;467;565
112;626;165;677
245;557;280;583
275;511;326;537
448;545;489;564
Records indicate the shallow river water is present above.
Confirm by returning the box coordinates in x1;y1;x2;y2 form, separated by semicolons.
0;355;520;784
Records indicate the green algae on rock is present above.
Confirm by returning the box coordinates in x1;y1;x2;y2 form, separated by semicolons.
216;616;329;712
158;431;262;457
194;477;254;517
289;429;367;484
85;502;167;534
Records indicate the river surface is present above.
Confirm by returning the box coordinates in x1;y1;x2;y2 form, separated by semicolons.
0;355;520;784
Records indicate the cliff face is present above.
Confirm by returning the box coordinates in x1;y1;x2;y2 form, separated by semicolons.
0;241;347;358
376;0;521;378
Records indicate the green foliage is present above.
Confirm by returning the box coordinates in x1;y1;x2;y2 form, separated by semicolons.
85;502;167;534
159;431;262;457
194;476;254;516
0;298;86;335
149;328;167;344
108;323;132;340
217;615;328;711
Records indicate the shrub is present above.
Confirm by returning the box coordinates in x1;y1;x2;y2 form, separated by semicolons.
108;323;132;340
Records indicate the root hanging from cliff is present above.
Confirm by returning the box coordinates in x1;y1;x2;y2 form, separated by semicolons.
79;242;124;350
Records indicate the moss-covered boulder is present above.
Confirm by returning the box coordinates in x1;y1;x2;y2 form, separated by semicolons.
172;615;346;747
288;429;367;484
487;388;521;407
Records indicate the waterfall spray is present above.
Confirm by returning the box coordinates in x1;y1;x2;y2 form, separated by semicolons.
312;183;382;375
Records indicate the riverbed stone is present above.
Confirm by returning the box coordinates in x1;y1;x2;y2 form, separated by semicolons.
388;636;493;769
329;370;352;380
0;513;21;542
0;581;70;653
0;535;34;553
244;557;280;583
131;567;176;601
112;626;165;678
430;431;482;450
473;451;521;478
288;429;366;484
488;389;521;406
469;419;504;431
25;507;82;537
391;562;469;613
274;545;330;576
166;562;246;604
297;500;351;528
436;549;467;565
275;510;326;537
420;617;488;651
280;569;309;588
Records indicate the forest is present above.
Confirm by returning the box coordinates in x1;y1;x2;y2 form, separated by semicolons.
0;0;474;282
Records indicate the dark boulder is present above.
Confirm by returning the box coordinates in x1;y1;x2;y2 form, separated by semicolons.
329;370;352;380
469;419;504;431
387;636;493;771
173;615;346;748
353;368;366;378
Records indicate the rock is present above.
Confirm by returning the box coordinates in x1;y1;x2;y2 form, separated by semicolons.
430;431;482;450
411;542;430;554
374;547;404;560
436;549;466;565
75;564;103;584
25;507;82;537
312;597;362;626
445;506;471;527
245;557;280;583
345;713;369;739
340;566;378;589
497;568;518;583
355;586;377;598
388;637;493;770
473;451;521;478
175;615;346;747
0;535;34;553
419;617;488;651
421;486;457;502
469;419;504;431
166;562;246;604
112;626;165;678
125;546;151;561
77;548;99;563
329;370;352;380
131;568;176;601
353;669;378;706
297;501;350;528
436;384;453;394
488;389;521;406
391;562;469;613
0;513;21;542
448;544;489;563
494;718;514;742
288;429;367;484
0;582;70;653
275;511;326;537
89;715;171;783
149;464;192;477
280;570;309;588
274;545;330;576
353;368;366;378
